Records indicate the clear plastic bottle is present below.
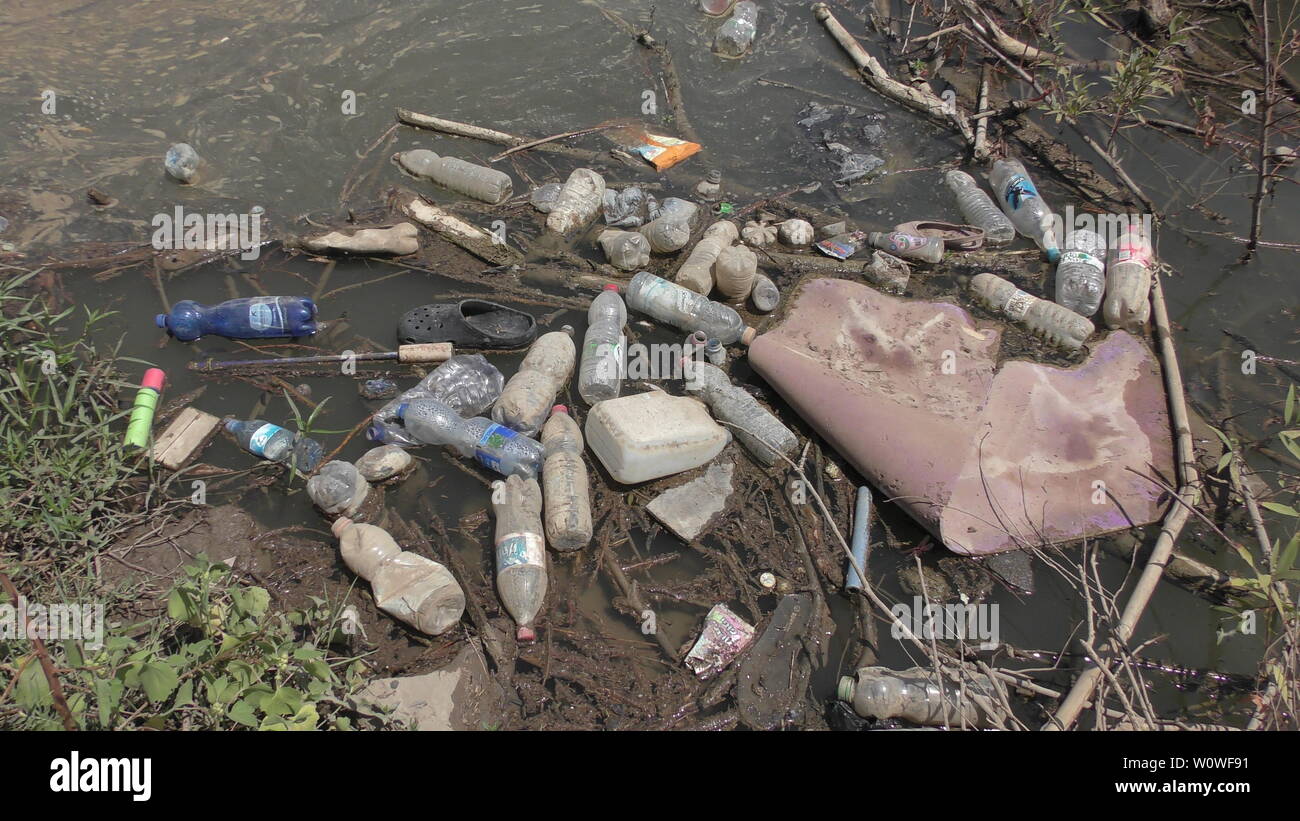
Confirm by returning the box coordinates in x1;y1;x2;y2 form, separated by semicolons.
639;216;692;254
715;0;758;57
750;273;780;313
540;406;592;552
597;229;650;271
944;170;1016;246
987;158;1060;261
547;169;606;236
685;361;797;466
578;285;627;404
603;186;647;228
867;231;944;263
492;475;547;641
1102;222;1154;332
627;271;755;345
307;460;371;516
685;330;708;357
970;272;1094;351
714;244;759;298
398;398;543;478
225;419;323;472
704;338;726;366
1054;229;1106;317
676;220;738;294
332;518;465;636
778;219;814;246
367;354;504;447
165;143;200;184
530;182;562;213
492;327;576;436
396;149;513;205
837;666;1002;728
648;197;700;228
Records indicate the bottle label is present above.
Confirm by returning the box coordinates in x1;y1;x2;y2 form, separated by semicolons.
1002;289;1035;320
496;532;545;571
1002;174;1039;211
248;298;285;332
1113;237;1152;269
248;422;285;456
1060;250;1104;272
882;232;929;252
475;423;517;473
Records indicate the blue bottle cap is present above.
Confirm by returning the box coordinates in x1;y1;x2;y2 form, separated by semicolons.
394;403;409;421
224;418;238;432
1046;247;1061;263
155;314;167;328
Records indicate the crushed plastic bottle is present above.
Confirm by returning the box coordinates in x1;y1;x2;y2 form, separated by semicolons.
945;170;1015;246
307;460;371;516
157;296;318;342
541;406;592;552
492;327;576;436
970;272;1094;351
530;182;562;213
547;168;605;237
1102;222;1154;332
367;354;504;446
398;397;542;478
676;220;738;294
165;143;200;184
225;419;324;472
626;271;755;345
1054;229;1107;317
647;197;701;228
714;244;759;298
493;474;547;641
987;158;1060;261
639;215;693;254
396;149;513;204
686;361;797;466
714;0;758;58
602;186;647;228
778;219;814;247
867;231;944;263
838;666;1004;728
332;518;465;636
750;273;780;313
597;229;651;270
578;285;627;404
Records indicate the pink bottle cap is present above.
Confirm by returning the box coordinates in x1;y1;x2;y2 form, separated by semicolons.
517;626;537;642
603;283;620;291
331;517;353;538
552;404;568;414
141;368;166;392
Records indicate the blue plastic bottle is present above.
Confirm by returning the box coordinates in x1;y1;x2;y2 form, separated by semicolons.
156;297;318;342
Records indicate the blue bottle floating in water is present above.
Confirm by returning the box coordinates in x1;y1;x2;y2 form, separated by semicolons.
156;296;319;342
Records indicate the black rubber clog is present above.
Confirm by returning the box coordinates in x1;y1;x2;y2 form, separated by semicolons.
397;299;537;349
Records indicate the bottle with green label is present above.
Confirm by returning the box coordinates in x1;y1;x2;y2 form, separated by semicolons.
493;475;547;642
397;398;542;478
225;418;324;472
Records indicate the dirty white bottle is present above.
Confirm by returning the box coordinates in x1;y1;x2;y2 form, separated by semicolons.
396;149;513;205
686;360;797;467
597;229;650;271
778;219;814;247
493;475;547;641
750;273;780;313
945;170;1015;246
970;272;1094;350
546;168;606;237
838;666;1002;728
540;406;592;552
867;231;944;263
714;0;758;57
1054;229;1107;317
987;158;1060;261
1102;223;1154;332
714;244;759;298
639;216;693;253
676;220;738;294
331;518;466;636
307;460;371;516
626;271;755;345
493;326;576;436
578;285;626;404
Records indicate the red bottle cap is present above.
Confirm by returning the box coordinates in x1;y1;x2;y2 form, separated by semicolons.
552;404;568;414
603;283;620;291
141;368;166;392
517;626;537;642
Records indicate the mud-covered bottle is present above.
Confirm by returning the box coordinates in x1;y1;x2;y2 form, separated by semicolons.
332;517;465;636
493;475;547;641
547;168;606;237
945;170;1015;246
713;244;759;298
1102;223;1154;332
638;215;693;253
307;460;371;516
396;149;513;205
578;285;626;404
714;0;758;57
676;220;738;294
398;398;542;478
540;406;591;552
987;158;1060;261
970;272;1093;350
597;229;650;271
625;271;755;345
838;666;1003;728
492;326;576;436
1054;229;1106;317
685;360;797;466
165;143;200;184
750;273;780;313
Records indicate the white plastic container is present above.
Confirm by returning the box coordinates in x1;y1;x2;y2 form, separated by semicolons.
584;390;730;484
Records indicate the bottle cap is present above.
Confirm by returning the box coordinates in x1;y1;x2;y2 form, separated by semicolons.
155;314;167;328
140;368;166;392
517;626;537;642
394;403;409;421
331;517;353;538
837;675;856;702
603;283;620;291
224;418;238;433
759;571;776;589
552;404;568;414
1045;246;1061;264
741;327;757;346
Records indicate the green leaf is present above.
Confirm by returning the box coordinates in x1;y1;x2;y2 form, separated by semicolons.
1285;384;1296;425
232;587;270;620
15;657;52;709
1261;502;1299;517
139;662;178;703
227;699;259;728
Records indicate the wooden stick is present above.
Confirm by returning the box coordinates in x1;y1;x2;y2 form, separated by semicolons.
489;125;620;163
389;189;523;267
0;567;78;730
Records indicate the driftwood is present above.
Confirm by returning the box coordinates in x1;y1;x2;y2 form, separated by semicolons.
389;189;523;267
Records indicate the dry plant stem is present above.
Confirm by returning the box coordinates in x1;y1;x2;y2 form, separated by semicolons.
974;61;991;161
389;190;523;267
601;545;678;662
1047;274;1198;730
1246;0;1274;253
0;566;78;730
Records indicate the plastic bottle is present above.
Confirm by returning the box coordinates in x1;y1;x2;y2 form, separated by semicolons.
1054;229;1107;317
945;170;1015;246
1102;223;1154;332
398;398;542;478
778;219;814;247
597;229;650;271
492;474;547;641
750;273;780;313
676;220;738;294
638;216;692;254
332;518;465;636
685;361;797;467
540;406;592;552
626;271;755;345
867;231;944;263
165;143;200;183
714;244;759;298
837;666;1002;728
367;354;504;447
530;182;562;213
685;330;708;357
225;419;324;472
603;186;647;228
987;158;1060;261
547;169;606;237
715;0;758;57
124;368;165;449
396;149;513;205
695;170;722;202
492;327;576;436
970;272;1094;351
578;285;627;404
585;390;730;484
156;297;318;342
648;197;701;228
704;338;726;366
307;460;371;516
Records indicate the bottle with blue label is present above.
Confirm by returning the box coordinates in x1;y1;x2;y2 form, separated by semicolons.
156;296;319;342
224;418;324;472
397;398;542;478
987;158;1060;262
